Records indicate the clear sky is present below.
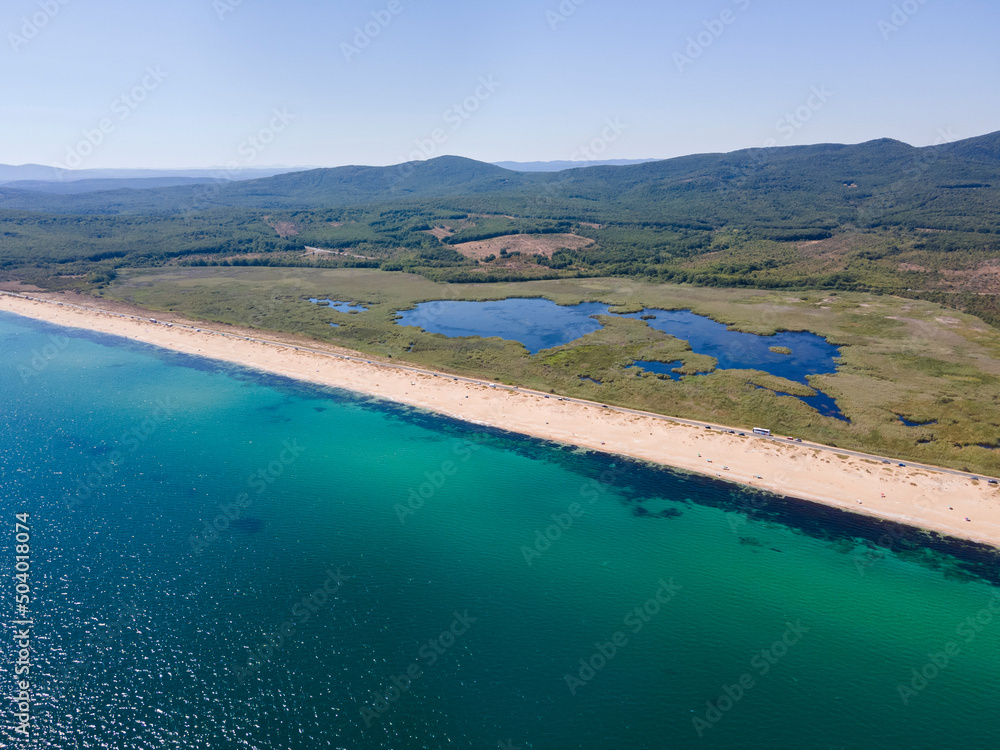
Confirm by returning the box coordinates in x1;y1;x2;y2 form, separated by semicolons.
3;0;999;169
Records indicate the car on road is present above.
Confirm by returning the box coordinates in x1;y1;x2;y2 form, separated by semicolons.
989;479;999;485
882;460;891;464
898;463;907;467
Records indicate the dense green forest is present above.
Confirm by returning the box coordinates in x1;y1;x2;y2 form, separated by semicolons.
2;132;998;324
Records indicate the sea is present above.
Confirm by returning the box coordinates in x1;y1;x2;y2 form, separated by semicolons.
1;310;999;749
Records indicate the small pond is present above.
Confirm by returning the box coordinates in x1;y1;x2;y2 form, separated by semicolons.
308;298;368;313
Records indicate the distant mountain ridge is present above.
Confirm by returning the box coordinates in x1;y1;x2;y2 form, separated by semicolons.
2;132;998;237
492;159;659;172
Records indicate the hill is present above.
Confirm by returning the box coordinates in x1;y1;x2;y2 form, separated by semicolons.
1;132;998;325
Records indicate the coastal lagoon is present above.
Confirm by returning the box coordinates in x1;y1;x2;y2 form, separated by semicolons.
395;298;845;418
2;310;999;749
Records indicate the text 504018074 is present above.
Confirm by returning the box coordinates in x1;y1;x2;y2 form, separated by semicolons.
12;513;32;739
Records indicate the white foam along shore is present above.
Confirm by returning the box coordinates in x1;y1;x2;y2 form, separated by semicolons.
3;291;998;549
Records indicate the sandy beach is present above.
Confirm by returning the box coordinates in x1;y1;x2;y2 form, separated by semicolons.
2;291;997;549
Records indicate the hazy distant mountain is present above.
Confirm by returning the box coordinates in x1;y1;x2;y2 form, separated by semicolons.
2;176;229;194
0;164;309;185
492;159;658;172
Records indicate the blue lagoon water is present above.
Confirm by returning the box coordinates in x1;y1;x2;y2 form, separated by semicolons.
308;298;368;313
397;298;845;418
2;311;999;749
396;298;610;354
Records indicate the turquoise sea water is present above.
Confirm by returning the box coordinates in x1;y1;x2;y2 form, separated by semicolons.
1;310;999;749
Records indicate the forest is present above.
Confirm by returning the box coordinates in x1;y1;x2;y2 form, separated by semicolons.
1;131;998;325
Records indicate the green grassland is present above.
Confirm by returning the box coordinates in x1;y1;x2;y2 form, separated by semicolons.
103;267;1000;477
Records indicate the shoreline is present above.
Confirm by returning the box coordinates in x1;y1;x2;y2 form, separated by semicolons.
3;291;998;550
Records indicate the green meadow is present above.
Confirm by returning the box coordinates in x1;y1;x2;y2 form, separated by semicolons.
104;267;1000;477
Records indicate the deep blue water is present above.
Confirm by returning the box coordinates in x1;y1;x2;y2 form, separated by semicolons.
3;311;1000;749
396;298;844;418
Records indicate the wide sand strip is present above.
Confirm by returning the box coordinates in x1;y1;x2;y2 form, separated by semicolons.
2;292;996;548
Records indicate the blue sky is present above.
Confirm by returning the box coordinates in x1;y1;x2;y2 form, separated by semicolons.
3;0;998;169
